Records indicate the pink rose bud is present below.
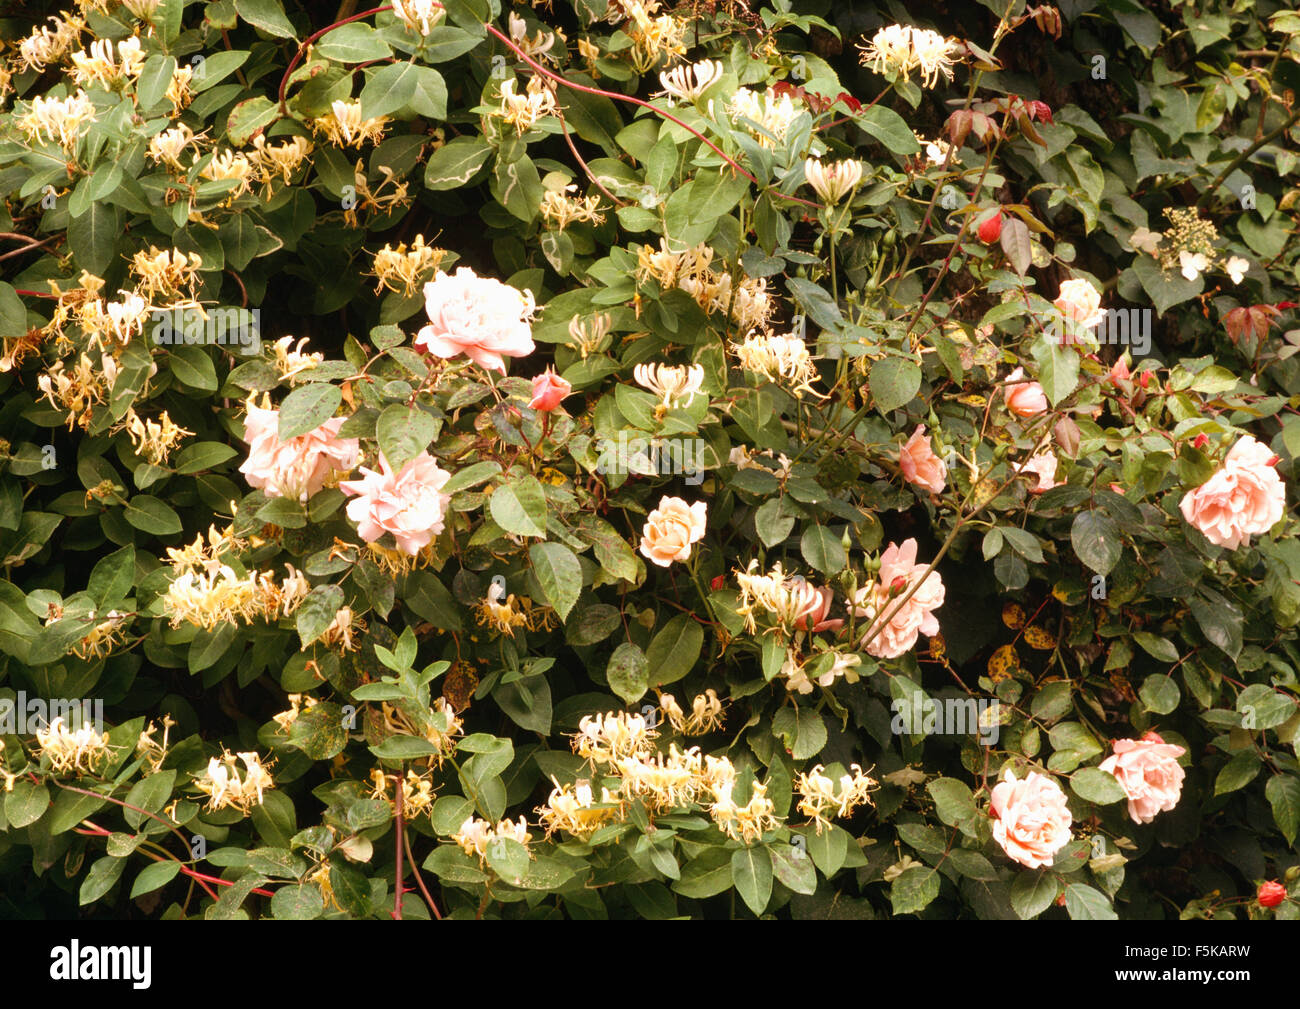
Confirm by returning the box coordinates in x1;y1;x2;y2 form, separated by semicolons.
889;576;908;595
528;367;571;412
1192;434;1209;450
1258;881;1287;908
1109;483;1124;494
710;574;725;590
1138;372;1150;388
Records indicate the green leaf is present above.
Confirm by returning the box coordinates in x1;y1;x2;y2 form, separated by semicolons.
1131;255;1201;317
1132;632;1179;663
80;856;127;905
927;777;978;831
360;61;420;119
315;23;392;62
424;136;493;190
1070;767;1127;804
125;770;178;830
855;105;921;154
168;345;219;392
370;735;442;759
672;849;733;899
1032;339;1079;405
278;383;342;440
88;544;136;607
288;701;349;759
801;525;846;576
1190;590;1242;661
772;706;827;760
1138;674;1179;715
1215;751;1261;795
646;613;704;686
124;495;182;535
488;476;546;537
1237;684;1297;731
1266;775;1300;846
408;66;448;119
271;883;325;919
67;202;121;275
1010;871;1058;919
236;0;298;37
529;542;582;621
870;358;921;414
296;584;345;648
1064;882;1117;920
607;642;649;703
890;866;940;915
226;96;278;145
5;780;49;828
130;861;181;899
999;217;1032;275
442;461;501;495
731;846;774;915
485;836;531;884
377;405;438;473
492;154;543;224
1070;511;1121;575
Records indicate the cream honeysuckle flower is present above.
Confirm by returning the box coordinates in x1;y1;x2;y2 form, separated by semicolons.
494;76;558;134
195;750;275;814
313;99;388;148
148;124;199;167
35;717;113;775
857;24;963;88
1179;250;1209;282
803;157;864;204
726;87;799;147
633;361;705;413
657;58;724;102
508;12;555;57
17;91;96;148
391;0;444;34
1225;255;1249;284
730;330;822;398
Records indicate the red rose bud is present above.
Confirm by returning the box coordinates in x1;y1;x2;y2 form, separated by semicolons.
710;574;725;590
1258;881;1287;908
1109;483;1124;494
1138;371;1150;388
1276;302;1298;311
978;212;1002;244
1267;454;1280;467
889;575;908;595
1192;434;1209;450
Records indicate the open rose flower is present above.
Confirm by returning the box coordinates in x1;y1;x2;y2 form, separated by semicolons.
1098;731;1186;825
414;267;535;373
900;424;947;494
989;769;1073;869
1003;367;1048;417
850;538;944;659
639;496;706;567
528;367;571;411
1054;277;1105;329
1179;435;1285;549
1014;449;1061;493
339;451;452;555
790;581;843;633
239;400;359;502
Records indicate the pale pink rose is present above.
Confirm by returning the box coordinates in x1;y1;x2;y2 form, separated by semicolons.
339;451;452;555
989;769;1073;869
1179;435;1285;549
414;267;536;373
850;538;944;659
1003;367;1048;417
639;496;706;567
900;425;947;494
1098;731;1186;825
790;581;843;633
239;401;359;502
1054;278;1105;328
1014;449;1061;493
1107;356;1131;386
528;367;571;411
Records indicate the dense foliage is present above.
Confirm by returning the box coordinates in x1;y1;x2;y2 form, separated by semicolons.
0;0;1298;920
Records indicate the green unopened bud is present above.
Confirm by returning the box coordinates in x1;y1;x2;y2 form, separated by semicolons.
841;529;853;554
1286;865;1300;884
992;443;1011;462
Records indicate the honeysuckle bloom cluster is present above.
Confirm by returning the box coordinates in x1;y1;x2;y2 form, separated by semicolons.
730;330;821;398
414;267;536;373
371;234;447;296
710;779;780;844
633;362;705;416
339;451;453;556
199;148;254;197
18;12;86;72
851;538;945;660
507;12;557;58
536;779;624;840
573;710;657;765
782;646;862;695
658;689;725;735
123;408;193;465
914;133;952;166
475;579;556;637
803;157;864;204
639;495;707;567
248;134;313;188
163;563;311;630
129;247;203;301
370;769;437;820
493;76;559;134
539;184;605;230
657;59;723;103
726;87;800;147
36;354;114;429
1179;435;1285;549
312;99;388;148
239;398;360;502
195;750;275;815
34;717;113;775
735;560;832;635
857;24;963;87
69;35;145;87
16;91;96;148
391;0;444;35
147;123;198;168
69;609;130;661
615;744;707;812
452;815;531;864
988;769;1073;868
270;336;324;385
378;698;463;768
607;0;687;72
795;763;878;834
135;716;175;775
1099;732;1187;825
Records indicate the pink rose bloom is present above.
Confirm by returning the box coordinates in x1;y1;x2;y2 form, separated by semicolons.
989;769;1073;869
850;538;944;659
528;367;571;411
414;267;536;373
339;451;452;555
1014;449;1061;493
239;400;359;502
1003;367;1048;417
1054;277;1105;329
900;425;947;494
639;496;706;567
1098;731;1186;825
1107;356;1131;386
1179;435;1285;549
790;580;843;633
